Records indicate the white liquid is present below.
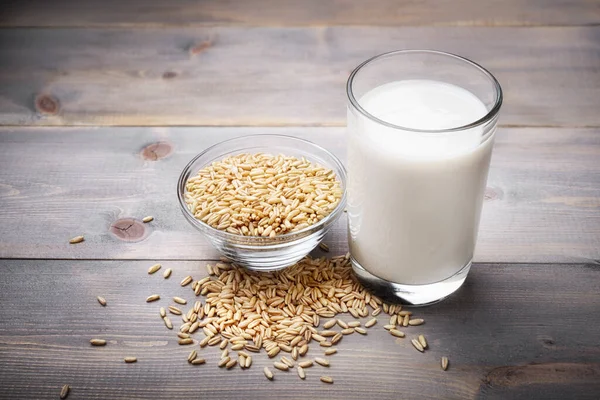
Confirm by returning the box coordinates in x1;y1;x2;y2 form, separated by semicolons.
347;80;495;285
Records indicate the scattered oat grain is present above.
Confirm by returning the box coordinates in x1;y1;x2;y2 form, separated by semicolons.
173;296;187;305
218;357;230;368
180;276;193;287
418;334;428;349
402;315;410;327
331;333;343;345
273;362;289;371
298;366;306;379
264;367;274;380
441;357;449;371
168;305;182;315
323;320;337;329
411;339;424;353
390;329;405;338
314;357;329;367
337;319;349;329
365;318;377;328
69;236;84;244
319;242;330;252
281;356;294;368
148;264;161;274
146;294;160;302
59;384;70;399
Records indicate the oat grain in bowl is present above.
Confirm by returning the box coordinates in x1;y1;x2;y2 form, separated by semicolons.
184;153;342;236
177;135;347;271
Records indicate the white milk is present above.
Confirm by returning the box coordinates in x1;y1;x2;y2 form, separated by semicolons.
347;80;494;285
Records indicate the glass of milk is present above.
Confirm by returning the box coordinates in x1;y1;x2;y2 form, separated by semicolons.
346;50;502;305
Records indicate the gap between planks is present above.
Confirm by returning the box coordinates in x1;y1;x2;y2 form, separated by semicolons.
0;258;597;266
1;123;600;128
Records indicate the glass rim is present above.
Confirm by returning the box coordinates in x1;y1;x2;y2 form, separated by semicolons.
346;49;503;134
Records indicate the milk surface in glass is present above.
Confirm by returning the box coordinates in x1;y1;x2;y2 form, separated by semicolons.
347;79;493;285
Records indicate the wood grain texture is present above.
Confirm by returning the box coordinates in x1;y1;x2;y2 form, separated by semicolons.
0;27;598;127
0;260;599;399
0;127;598;263
2;0;600;27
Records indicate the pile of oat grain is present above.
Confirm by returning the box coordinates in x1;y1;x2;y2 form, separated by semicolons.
150;254;442;381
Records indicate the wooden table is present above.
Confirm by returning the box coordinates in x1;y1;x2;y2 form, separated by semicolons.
1;1;599;399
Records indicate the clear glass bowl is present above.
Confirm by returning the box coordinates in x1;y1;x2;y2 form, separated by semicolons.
177;135;347;271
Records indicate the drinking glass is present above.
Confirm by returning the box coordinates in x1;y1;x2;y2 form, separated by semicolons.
346;50;502;305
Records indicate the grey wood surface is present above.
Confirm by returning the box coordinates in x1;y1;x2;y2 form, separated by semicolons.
0;127;598;263
1;1;600;398
2;0;600;27
0;27;598;127
0;259;599;400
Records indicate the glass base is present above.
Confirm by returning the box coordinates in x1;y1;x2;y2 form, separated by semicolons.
351;257;471;306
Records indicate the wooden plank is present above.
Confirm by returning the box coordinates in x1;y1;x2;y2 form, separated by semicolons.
2;0;599;27
0;127;598;263
0;27;598;127
0;260;599;399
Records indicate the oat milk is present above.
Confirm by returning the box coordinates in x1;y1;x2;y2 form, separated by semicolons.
347;80;494;285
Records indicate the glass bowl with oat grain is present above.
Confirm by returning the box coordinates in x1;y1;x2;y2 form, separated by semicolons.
177;135;347;270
